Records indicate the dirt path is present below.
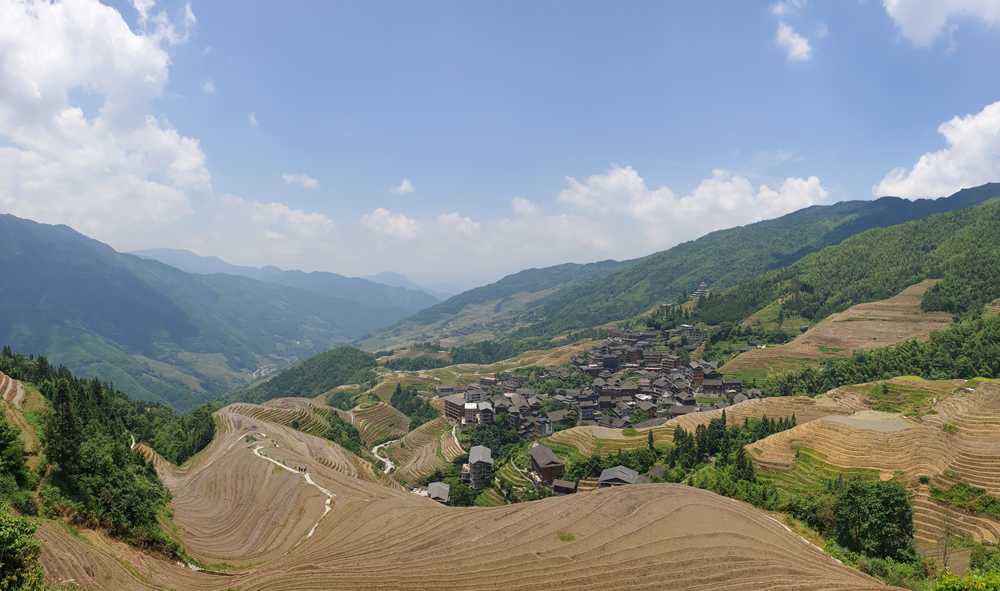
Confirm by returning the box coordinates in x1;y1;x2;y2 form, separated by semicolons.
372;439;399;473
253;445;335;539
452;425;462;450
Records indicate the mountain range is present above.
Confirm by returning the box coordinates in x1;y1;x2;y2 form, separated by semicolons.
0;216;425;411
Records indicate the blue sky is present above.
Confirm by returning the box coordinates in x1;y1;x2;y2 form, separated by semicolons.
2;0;1000;289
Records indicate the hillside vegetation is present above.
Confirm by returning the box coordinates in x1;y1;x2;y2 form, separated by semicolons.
517;183;1000;338
0;215;408;411
355;259;633;350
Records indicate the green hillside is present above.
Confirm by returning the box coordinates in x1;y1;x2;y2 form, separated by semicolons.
682;196;1000;330
218;346;377;406
0;215;407;411
518;183;1000;338
354;258;634;350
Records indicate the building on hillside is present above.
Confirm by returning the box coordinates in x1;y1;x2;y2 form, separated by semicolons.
435;384;455;397
702;379;725;397
598;465;640;487
464;402;479;425
444;395;465;423
723;378;744;394
461;446;493;490
478;401;494;425
427;482;450;505
638;400;658;420
690;281;710;300
552;479;578;496
530;444;566;485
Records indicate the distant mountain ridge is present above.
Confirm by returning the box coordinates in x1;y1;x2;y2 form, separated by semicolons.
510;183;1000;339
363;271;454;301
0;216;416;411
131;248;441;312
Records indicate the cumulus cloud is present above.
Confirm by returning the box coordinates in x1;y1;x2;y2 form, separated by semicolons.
249;112;259;127
361;208;418;241
558;165;828;248
282;173;320;189
391;179;415;194
776;22;812;61
883;0;1000;46
203;80;215;93
437;213;480;237
771;0;803;17
0;0;209;240
511;196;541;216
874;100;1000;199
214;195;334;257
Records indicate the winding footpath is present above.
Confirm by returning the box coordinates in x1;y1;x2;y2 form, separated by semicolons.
253;445;335;539
371;440;399;473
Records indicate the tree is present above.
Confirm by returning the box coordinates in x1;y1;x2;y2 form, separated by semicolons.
44;378;81;474
0;507;44;590
734;446;755;483
563;409;578;428
648;429;655;450
834;479;916;562
448;483;476;507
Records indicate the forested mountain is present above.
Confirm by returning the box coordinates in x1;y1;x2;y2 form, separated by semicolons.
354;259;635;350
517;183;1000;338
131;248;441;311
678;196;1000;329
218;346;377;406
0;215;408;411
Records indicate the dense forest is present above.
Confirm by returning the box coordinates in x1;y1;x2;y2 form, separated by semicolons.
220;346;377;406
0;350;214;558
389;383;440;430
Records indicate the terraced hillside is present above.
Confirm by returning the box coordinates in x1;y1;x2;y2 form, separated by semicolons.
383;417;464;486
351;402;410;446
752;381;1000;546
545;395;856;458
34;400;899;590
722;280;952;380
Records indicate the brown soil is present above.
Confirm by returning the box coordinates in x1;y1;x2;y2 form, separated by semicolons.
723;280;952;375
39;400;896;590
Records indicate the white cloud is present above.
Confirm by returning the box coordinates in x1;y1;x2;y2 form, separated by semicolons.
558;165;828;249
511;196;541;216
249;112;259;127
771;0;803;17
391;179;415;194
874;100;1000;199
361;208;418;241
0;0;209;240
282;173;320;189
214;195;334;257
203;80;215;93
437;213;480;237
883;0;1000;46
776;21;812;61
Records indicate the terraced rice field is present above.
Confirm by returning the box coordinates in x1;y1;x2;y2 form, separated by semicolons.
352;402;410;446
37;400;894;591
384;417;464;486
723;280;952;378
752;381;1000;545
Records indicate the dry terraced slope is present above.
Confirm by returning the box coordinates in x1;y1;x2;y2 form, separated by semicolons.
352;401;410;445
723;280;952;378
752;381;1000;546
384;416;464;486
39;400;897;590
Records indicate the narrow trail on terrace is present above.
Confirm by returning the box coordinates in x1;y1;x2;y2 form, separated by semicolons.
371;440;398;473
253;446;335;539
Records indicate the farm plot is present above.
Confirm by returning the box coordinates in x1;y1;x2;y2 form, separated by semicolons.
384;417;463;487
352;402;410;446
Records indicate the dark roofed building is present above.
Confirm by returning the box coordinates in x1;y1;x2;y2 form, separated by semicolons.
530;444;565;484
598;465;640;487
552;479;577;496
461;446;493;490
444;395;465;423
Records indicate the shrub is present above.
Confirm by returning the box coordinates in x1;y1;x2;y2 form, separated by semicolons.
918;475;930;485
